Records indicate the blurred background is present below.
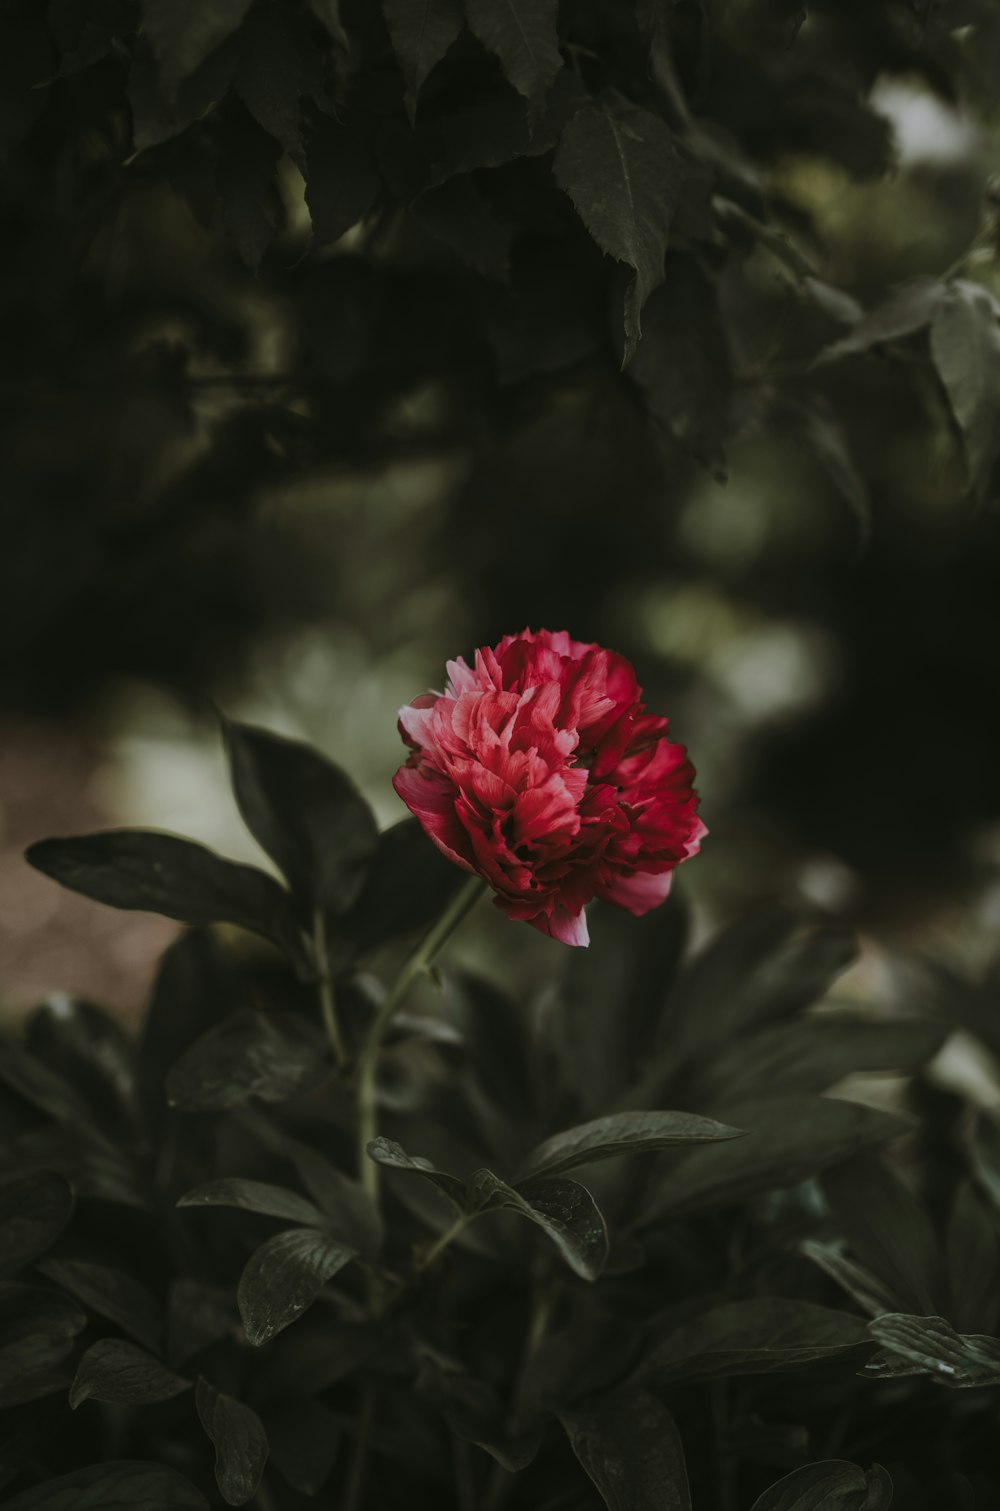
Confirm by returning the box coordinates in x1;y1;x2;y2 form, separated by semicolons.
3;0;1000;1045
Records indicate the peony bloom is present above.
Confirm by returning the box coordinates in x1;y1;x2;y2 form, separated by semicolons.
393;629;706;946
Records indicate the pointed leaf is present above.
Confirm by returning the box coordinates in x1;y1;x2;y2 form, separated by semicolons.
463;0;561;114
365;1136;470;1212
750;1459;893;1511
165;1009;329;1110
264;1395;341;1494
0;1171;74;1279
0;1460;209;1510
179;1177;326;1227
305;110;381;246
25;830;305;970
196;1377;269;1506
931;279;1000;501
237;1228;355;1345
0;1282;87;1409
864;1313;1000;1389
141;0;253;93
383;0;464;119
800;1242;911;1320
553;100;682;365
470;1170;609;1280
69;1339;191;1409
38;1260;162;1353
233;0;302;156
639;1299;871;1384
336;817;466;964
518;1110;744;1180
817;277;945;363
559;1388;691;1511
703;1016;947;1102
223;717;378;917
823;1154;939;1317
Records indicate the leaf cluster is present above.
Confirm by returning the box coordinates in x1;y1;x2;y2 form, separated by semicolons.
3;724;1000;1506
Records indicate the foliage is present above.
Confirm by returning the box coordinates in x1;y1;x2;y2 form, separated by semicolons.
2;720;999;1507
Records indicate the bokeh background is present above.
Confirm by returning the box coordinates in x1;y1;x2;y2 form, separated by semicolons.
3;3;1000;1071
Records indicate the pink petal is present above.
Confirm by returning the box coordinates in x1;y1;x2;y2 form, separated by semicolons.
599;867;674;915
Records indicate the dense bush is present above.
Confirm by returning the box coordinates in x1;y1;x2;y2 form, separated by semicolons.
0;718;997;1508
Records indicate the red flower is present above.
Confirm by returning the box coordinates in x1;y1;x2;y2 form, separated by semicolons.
393;629;706;947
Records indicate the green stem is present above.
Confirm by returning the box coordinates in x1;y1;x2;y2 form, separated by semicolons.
355;875;486;1198
417;1212;471;1271
484;1289;554;1511
343;1378;377;1511
313;906;347;1068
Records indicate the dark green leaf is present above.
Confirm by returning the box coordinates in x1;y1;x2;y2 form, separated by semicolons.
818;277;944;363
434;1372;543;1471
946;1179;1000;1335
463;0;561;116
166;1279;239;1369
412;174;513;279
750;1459;893;1511
469;1170;609;1280
0;1172;74;1278
1;1460;209;1510
335;818;466;964
141;0;252;94
366;1136;470;1212
239;1115;384;1258
558;1388;691;1511
553;99;683;365
69;1339;191;1409
222;716;378;918
38;1260;162;1353
382;0;464;120
864;1313;1000;1389
639;1299;871;1384
305;111;381;246
25;999;138;1142
643;1096;907;1219
195;1377;269;1506
823;1154;939;1317
629;253;732;476
233;0;302;156
0;1043;87;1126
237;1227;355;1345
703;1016;947;1101
178;1177;326;1227
800;1242;911;1319
138;930;242;1131
216;105;284;268
25;830;304;971
165;1009;329;1111
930;280;1000;501
0;1283;87;1409
264;1396;340;1494
517;1110;744;1180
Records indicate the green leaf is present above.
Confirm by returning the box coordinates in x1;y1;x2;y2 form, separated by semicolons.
517;1110;744;1180
233;0;303;156
365;1136;470;1212
166;1278;239;1369
0;1171;74;1279
639;1299;872;1384
139;930;242;1131
628;252;732;477
0;1282;87;1409
800;1241;911;1320
643;1096;907;1219
703;1016;947;1102
216;104;284;268
335;818;466;964
195;1377;269;1506
178;1177;326;1227
817;277;944;363
558;1388;691;1511
553;99;683;366
141;0;252;94
463;0;561;116
25;998;138;1140
69;1339;191;1409
0;1461;209;1510
864;1313;1000;1389
469;1170;609;1280
25;830;305;972
239;1115;384;1259
165;1009;329;1111
930;279;1000;501
823;1154;939;1317
305;111;381;246
432;1372;543;1471
222;716;378;918
38;1260;162;1354
237;1228;355;1345
946;1179;1000;1336
382;0;464;120
750;1459;893;1511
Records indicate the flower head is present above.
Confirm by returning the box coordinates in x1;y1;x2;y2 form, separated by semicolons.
393;629;705;946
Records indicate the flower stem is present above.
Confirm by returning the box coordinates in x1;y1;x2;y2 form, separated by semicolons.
313;906;347;1068
417;1212;471;1271
343;1378;377;1511
355;875;486;1198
